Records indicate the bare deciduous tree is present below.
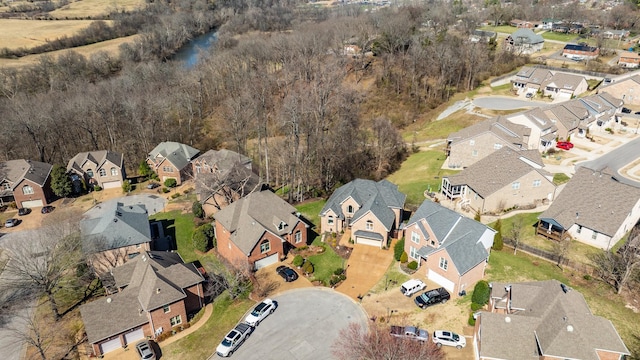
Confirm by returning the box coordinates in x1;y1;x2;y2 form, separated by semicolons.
510;218;524;255
591;227;640;294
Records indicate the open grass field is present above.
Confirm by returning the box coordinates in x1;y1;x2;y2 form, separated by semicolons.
480;25;518;34
49;0;146;19
539;31;579;42
0;19;104;50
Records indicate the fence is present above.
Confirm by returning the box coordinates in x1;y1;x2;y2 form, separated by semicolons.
502;237;596;276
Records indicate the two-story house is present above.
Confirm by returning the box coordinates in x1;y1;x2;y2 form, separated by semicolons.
504;29;544;54
512;66;553;95
618;51;640;68
540;72;589;100
67;150;125;190
598;74;640;105
0;159;54;209
147;142;200;185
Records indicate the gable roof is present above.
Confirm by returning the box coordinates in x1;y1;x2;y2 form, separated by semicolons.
195;163;262;204
447;117;530;148
445;148;551;197
81;202;151;254
618;51;640;61
509;29;544;44
148;141;200;171
195;149;251;170
320;179;405;230
539;167;640;236
67;150;123;174
515;67;552;85
541;72;586;91
0;159;52;196
80;251;204;343
407;200;495;275
214;190;303;254
599;74;640;92
480;280;629;360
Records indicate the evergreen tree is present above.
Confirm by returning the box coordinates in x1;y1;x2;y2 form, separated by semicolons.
492;218;503;250
50;165;72;198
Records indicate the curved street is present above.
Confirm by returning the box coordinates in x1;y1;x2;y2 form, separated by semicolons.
577;136;640;187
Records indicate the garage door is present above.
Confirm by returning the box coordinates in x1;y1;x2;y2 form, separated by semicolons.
102;181;121;189
428;269;455;292
21;200;43;208
254;253;278;270
124;328;145;345
356;236;382;248
99;337;122;354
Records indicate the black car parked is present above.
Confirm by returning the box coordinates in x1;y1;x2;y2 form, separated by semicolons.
276;265;298;282
622;107;632;114
41;206;55;214
18;208;31;216
414;287;450;309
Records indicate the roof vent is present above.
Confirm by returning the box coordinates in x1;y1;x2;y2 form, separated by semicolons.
576;212;579;219
296;212;301;217
156;288;161;294
106;298;112;303
505;316;511;323
567;325;574;332
116;211;122;216
113;218;118;223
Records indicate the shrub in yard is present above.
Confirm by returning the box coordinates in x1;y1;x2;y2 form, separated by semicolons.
94;185;102;191
583;274;592;281
171;193;181;199
470;302;483;311
334;268;344;276
161;187;170;193
303;261;314;274
293;255;304;267
394;237;405;261
407;261;418;270
164;178;177;188
468;312;476;326
399;251;408;264
192;223;215;252
492;219;503;251
121;180;132;193
472;280;490;305
192;201;204;219
339;274;346;281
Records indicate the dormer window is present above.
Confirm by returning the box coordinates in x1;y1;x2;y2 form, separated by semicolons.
2;183;10;190
277;221;286;231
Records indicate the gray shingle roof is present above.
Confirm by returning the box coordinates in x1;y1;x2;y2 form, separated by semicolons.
195;163;262;203
80;251;204;343
480;280;629;360
320;179;406;230
510;29;544;44
447;117;530;148
81;202;151;254
408;200;495;275
353;230;384;241
148;141;200;171
196;149;251;172
539;167;640;236
66;150;123;174
214;190;303;255
0;159;52;197
541;72;585;91
445;148;550;198
515;67;553;85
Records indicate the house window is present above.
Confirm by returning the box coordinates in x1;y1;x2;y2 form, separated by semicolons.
494;143;503;150
439;257;448;271
22;185;34;195
99;169;107;177
533;179;541;187
409;246;419;260
366;220;374;231
512;182;520;190
472;150;478;157
295;231;302;244
347;205;354;214
327;216;334;225
170;315;182;327
592;231;598;240
260;240;270;253
577;225;582;234
111;167;118;176
136;244;141;249
411;231;420;244
163;305;170;313
87;169;94;178
163;166;173;173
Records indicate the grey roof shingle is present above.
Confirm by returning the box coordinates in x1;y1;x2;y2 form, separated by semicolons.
0;159;52;197
214;190;303;255
541;72;585;91
80;251;204;344
539;167;640;236
81;202;151;254
445;148;550;198
510;29;544;45
66;150;123;174
320;179;405;230
195;163;262;203
515;67;553;85
148;141;200;171
447;117;530;148
481;280;629;360
408;200;495;275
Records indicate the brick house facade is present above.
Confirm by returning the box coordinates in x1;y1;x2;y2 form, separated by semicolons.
0;159;54;209
147;142;200;185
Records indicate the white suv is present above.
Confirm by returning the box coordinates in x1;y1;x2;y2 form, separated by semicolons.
400;279;426;297
432;330;466;349
244;299;276;326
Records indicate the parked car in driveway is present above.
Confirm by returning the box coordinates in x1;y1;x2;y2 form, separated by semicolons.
18;208;31;216
244;299;277;326
400;279;426;297
147;182;160;189
41;206;55;214
432;330;466;349
556;141;574;150
414;287;450;309
135;340;156;360
276;265;298;282
390;325;429;342
4;218;18;228
622;107;632;114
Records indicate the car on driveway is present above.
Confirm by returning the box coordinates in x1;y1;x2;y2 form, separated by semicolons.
525;92;534;98
400;279;426;297
41;206;55;214
135;340;156;360
245;299;277;326
432;330;466;349
622;107;632;114
18;208;31;216
556;141;574;150
147;182;160;189
414;287;450;309
276;265;298;282
4;219;18;228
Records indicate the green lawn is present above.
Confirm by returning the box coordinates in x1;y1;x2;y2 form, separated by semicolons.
540;32;578;42
387;150;459;207
480;25;517;34
308;237;345;285
295;199;326;230
162;293;254;360
369;260;410;294
552;173;570;185
150;210;198;263
487;250;640;358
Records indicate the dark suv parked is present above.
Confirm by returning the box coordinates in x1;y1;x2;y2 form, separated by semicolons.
414;287;450;309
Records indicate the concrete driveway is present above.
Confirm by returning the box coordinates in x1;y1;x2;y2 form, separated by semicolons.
212;288;368;360
83;194;168;218
472;96;547;110
336;244;394;300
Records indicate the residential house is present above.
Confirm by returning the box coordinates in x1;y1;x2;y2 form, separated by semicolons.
598;29;630;39
574;92;622;132
192;149;262;216
474;280;629;360
445;117;531;169
502;107;558;151
509;19;541;29
403;200;496;295
80;251;205;357
618;51;640;68
0;159;53;209
540;72;589;100
503;29;544;54
319;179;405;248
441;148;556;214
541;18;561;30
81;201;153;273
469;30;496;43
147;142;200;185
214;190;309;270
67;150;125;190
599;74;640;105
562;44;599;60
512;66;553;95
537;167;640;249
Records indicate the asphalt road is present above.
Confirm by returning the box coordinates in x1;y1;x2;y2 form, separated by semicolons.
472;96;547;110
214;288;368;360
578;136;640;187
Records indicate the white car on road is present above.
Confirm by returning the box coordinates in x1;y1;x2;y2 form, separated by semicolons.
244;299;276;326
432;330;466;349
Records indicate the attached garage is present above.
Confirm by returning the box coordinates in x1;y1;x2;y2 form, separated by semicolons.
254;253;279;270
99;337;122;354
124;328;145;345
21;199;43;208
428;269;455;292
353;230;384;248
102;181;122;189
